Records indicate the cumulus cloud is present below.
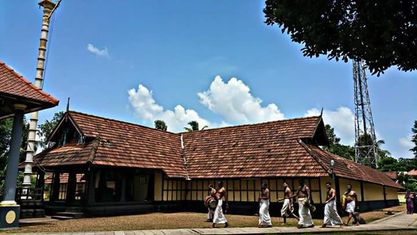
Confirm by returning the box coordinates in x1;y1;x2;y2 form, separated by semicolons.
397;135;414;157
305;107;355;145
198;76;285;123
128;84;209;132
87;43;109;58
399;136;414;149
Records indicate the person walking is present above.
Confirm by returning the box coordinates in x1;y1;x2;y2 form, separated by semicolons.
212;181;228;228
321;182;343;228
206;184;217;222
343;184;359;226
405;190;414;214
258;182;272;227
280;181;299;224
295;179;314;228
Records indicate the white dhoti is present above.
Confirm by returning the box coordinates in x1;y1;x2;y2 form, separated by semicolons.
213;199;227;224
281;198;294;217
345;201;355;214
259;199;272;226
323;200;343;226
298;198;314;227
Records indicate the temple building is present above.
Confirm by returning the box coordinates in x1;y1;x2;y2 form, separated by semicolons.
32;111;402;217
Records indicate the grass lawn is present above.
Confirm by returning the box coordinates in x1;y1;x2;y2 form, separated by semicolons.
10;205;406;233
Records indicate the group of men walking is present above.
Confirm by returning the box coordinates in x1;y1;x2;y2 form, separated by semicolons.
206;179;360;228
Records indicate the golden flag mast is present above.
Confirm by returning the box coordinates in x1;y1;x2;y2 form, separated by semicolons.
22;0;62;193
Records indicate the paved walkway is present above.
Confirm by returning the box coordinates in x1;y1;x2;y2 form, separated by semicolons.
10;212;417;235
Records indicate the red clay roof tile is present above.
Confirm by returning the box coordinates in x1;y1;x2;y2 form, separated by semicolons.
0;60;58;105
34;111;403;188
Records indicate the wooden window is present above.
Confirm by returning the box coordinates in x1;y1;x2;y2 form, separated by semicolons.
58;183;68;200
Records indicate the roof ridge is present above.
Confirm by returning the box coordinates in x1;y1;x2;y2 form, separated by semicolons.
181;116;322;134
299;140;331;174
86;138;101;164
305;143;403;188
68;110;180;136
0;60;59;104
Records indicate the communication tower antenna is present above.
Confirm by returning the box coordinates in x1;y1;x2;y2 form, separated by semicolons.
353;60;378;168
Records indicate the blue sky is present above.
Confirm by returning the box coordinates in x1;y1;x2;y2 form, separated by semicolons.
1;0;416;158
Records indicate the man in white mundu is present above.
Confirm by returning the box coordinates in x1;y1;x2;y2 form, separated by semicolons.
280;182;299;224
343;184;359;226
258;182;272;227
322;182;343;227
295;179;314;228
212;181;228;228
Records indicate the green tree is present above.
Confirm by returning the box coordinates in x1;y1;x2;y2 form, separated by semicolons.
154;120;168;131
377;156;399;172
411;120;417;158
184;121;208;132
323;124;355;160
264;0;417;75
38;111;64;147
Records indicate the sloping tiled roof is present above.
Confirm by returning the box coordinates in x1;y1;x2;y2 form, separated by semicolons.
182;116;327;178
36;111;186;178
305;144;403;189
0;61;58;105
34;141;98;167
384;171;397;180
34;111;403;189
408;169;417;176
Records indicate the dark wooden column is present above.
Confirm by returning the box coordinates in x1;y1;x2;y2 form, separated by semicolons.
66;172;77;204
51;171;61;201
360;181;365;202
36;171;45;201
334;176;342;213
85;169;96;206
120;174;126;202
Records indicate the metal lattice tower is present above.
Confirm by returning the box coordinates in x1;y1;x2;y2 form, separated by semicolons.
353;60;378;168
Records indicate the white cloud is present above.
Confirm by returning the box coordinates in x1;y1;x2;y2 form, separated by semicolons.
305;107;355;145
87;43;109;58
399;136;414;149
198;76;285;123
128;84;210;132
397;135;414;158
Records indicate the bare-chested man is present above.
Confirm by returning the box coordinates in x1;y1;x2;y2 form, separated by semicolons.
206;184;216;222
344;184;359;226
321;182;343;227
295;179;314;228
212;181;228;228
280;182;299;224
258;182;272;227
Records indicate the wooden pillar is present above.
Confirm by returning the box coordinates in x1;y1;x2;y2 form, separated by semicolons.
120;174;126;202
51;171;61;201
85;169;96;206
66;172;77;204
334;175;341;207
36;171;45;201
360;181;365;202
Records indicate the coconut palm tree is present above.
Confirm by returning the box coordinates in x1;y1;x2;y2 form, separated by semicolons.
184;121;207;132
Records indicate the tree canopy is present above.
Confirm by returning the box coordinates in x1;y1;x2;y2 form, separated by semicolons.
323;124;355;160
154;120;168;131
38;111;64;148
264;0;417;75
184;121;208;132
